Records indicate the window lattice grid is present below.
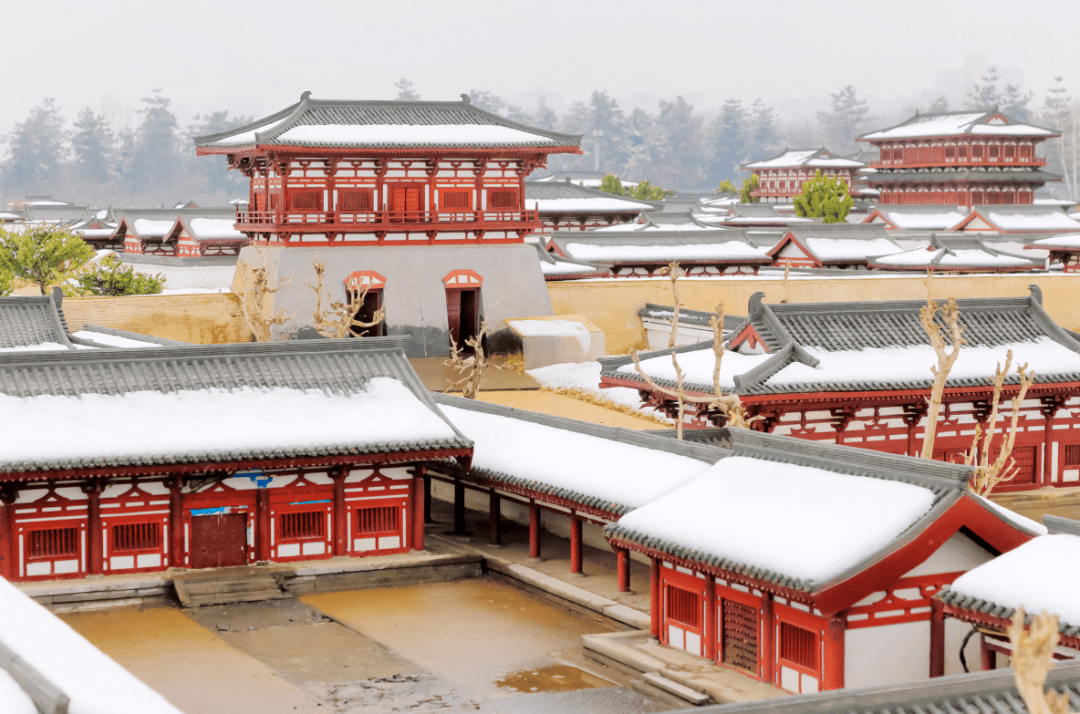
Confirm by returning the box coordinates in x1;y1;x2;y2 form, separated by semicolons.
440;190;472;210
290;190;323;211
279;511;325;541
28;528;78;559
356;506;399;536
665;585;702;629
488;190;518;209
779;622;817;670
1064;443;1080;466
339;190;374;211
111;522;160;553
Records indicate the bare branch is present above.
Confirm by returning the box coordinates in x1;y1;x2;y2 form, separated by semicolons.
230;244;293;342
919;293;966;458
1007;608;1071;714
443;319;502;399
307;261;385;339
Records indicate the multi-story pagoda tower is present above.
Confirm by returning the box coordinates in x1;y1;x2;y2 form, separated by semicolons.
857;109;1059;206
195;93;582;355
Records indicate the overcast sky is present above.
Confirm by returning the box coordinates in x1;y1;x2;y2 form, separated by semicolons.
6;0;1080;133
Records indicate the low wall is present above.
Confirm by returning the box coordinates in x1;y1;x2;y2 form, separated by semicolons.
61;293;252;344
548;273;1080;355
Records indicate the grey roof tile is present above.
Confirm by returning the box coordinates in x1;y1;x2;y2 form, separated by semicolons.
0;294;75;350
524;181;654;207
865;168;1060;184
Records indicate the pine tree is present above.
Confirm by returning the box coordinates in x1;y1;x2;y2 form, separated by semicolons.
72;255;165;296
1000;83;1035;122
1041;77;1077;197
0;226;94;295
739;174;758;203
746;99;782;160
127;90;181;199
969;67;1001;109
598;173;625;195
71;108;115;185
706;99;748;185
628;180;664;201
2;98;67;197
656;97;704;189
623;108;658;181
816;86;874;153
188;110;253;199
793;170;853;223
395;78;420;101
585;91;630;172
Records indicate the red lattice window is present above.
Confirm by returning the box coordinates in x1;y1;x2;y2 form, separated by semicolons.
989;145;1000;159
280;511;325;541
339;189;374;211
945;146;956;159
1020;145;1033;159
112;522;160;553
28;528;78;560
779;622;817;670
666;585;701;629
1064;444;1080;466
356;506;399;536
1004;146;1016;159
290;190;323;210
441;190;472;211
972;145;984;159
959;145;969;159
488;190;518;209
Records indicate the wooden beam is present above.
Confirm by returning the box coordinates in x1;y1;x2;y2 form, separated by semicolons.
930;598;946;678
0;638;69;714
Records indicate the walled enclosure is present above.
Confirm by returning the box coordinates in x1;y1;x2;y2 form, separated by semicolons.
549;273;1080;354
232;244;554;357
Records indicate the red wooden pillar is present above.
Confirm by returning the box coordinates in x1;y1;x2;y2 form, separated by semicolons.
649;558;661;639
760;595;775;684
929;599;946;678
528;503;541;560
84;480;103;575
704;576;717;661
615;547;630;592
822;615;846;690
412;474;425;552
255;489;271;563
169;477;185;568
980;635;996;671
570;515;583;575
488;491;501;547
0;486;16;581
332;468;347;556
453;478;467;536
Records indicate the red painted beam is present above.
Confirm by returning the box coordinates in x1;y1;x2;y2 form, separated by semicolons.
570;515;583;575
529;503;541;560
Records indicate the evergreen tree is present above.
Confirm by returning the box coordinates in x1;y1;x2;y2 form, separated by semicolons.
2;98;67;197
746;99;783;162
584;91;630;173
655;97;704;189
969;66;1001;109
816;86;874;153
72;255;165;296
598;173;624;196
127;91;182;199
1040;77;1077;198
395;78;420;101
717;179;737;194
706;99;748;185
71;108;115;185
1000;83;1034;122
187;110;253;199
623;108;659;181
0;226;94;295
967;66;1033;119
739;174;759;203
627;179;665;201
928;96;950;113
793;170;853;223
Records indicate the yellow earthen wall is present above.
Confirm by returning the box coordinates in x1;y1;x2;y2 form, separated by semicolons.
62;294;253;344
548;274;1080;355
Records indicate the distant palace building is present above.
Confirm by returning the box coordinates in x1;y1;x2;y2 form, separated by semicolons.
858;110;1059;206
741;148;865;203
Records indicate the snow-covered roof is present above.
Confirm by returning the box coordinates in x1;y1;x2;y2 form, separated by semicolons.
978;208;1080;232
433;394;718;515
939;520;1080;637
769;225;901;263
132;219;174;237
524;181;654;214
0;575;184;714
0;294;76;351
0;338;471;474
195;93;581;151
860;110;1057;141
563;240;769;263
184;217;246;240
1033;233;1080;249
870;236;1043;271
743;147;865;170
601;287;1080;396
864;205;969;230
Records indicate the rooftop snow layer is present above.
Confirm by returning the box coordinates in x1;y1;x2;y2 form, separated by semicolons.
563;241;768;262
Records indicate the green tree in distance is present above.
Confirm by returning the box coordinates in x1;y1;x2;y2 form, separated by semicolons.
739;174;759;203
794;170;854;223
628;180;665;201
598;173;625;195
72;255;165;296
0;226;94;295
717;179;738;194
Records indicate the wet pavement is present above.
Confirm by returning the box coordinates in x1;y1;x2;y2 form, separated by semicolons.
61;579;675;714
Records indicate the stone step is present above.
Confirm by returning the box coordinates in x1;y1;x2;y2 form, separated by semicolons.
174;573;290;607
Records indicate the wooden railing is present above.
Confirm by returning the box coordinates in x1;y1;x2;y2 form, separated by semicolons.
236;208;540;229
871;156;1046;169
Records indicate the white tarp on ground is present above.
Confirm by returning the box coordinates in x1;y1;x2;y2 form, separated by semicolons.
441;405;709;509
0;378;459;467
616;456;936;584
0;576;184;714
948;533;1080;626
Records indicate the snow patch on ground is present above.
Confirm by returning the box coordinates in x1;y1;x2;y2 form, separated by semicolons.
527;361;673;423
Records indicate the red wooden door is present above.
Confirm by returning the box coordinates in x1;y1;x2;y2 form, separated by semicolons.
1009;445;1038;485
446;288;479;352
390;186;423;221
190;514;248;569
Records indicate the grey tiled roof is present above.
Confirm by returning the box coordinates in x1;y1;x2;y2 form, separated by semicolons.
605;427;983;593
532;242;610;279
870;235;1044;270
600;286;1080;395
859;108;1059;141
728;204;782;219
524;180;654;208
430;393;722;515
785;223;895;244
866;168;1060;183
0;295;75;350
194;93;581;149
550;229;773;266
0;337;471;473
696;660;1080;714
638;303;746;331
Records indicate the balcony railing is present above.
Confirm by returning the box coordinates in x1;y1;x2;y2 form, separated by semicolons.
236;208;540;231
871;156;1046;169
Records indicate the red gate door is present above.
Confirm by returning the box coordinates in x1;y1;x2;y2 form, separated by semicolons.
446;288;479;352
190;514;248;569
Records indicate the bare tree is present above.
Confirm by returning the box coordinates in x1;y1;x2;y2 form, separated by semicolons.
919;296;966;458
630;262;756;439
444;319;498;399
231;245;292;342
306;261;384;339
964;350;1036;496
1007;607;1071;714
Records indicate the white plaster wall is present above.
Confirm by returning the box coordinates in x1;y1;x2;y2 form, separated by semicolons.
845;618;982;688
904;531;996;577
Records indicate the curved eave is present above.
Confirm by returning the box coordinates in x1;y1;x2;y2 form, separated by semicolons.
197;143;583;156
871;263;1041;272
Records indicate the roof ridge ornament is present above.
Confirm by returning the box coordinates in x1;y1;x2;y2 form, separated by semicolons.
460;93;470;104
1028;284;1043;305
300;90;312;102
